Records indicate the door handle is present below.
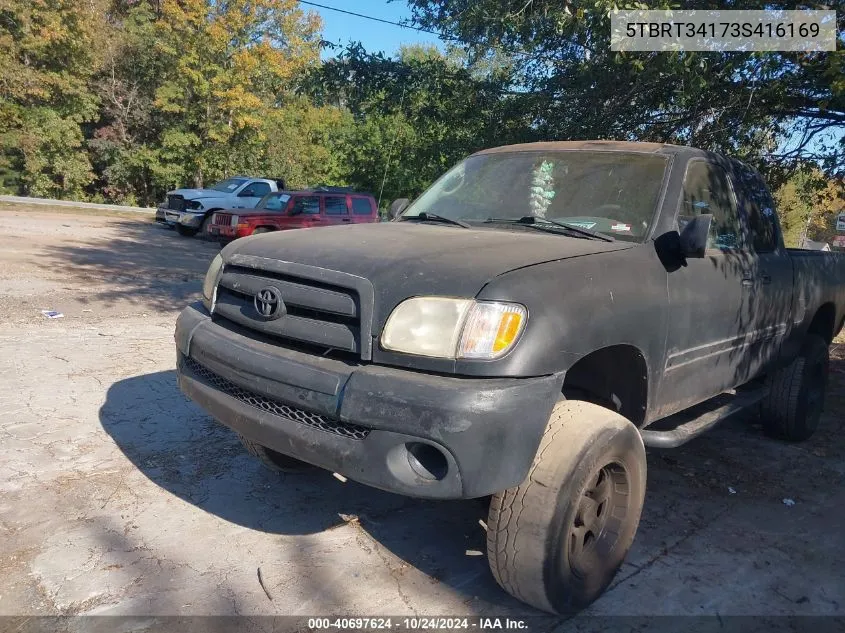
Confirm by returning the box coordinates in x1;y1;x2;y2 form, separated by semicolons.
341;218;351;222
760;274;772;285
741;278;754;287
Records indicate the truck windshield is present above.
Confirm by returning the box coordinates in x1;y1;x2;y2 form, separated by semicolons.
401;151;668;242
257;193;291;211
209;178;248;192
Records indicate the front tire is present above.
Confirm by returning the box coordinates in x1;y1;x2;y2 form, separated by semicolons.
759;334;829;442
486;400;646;614
176;224;198;237
198;214;212;238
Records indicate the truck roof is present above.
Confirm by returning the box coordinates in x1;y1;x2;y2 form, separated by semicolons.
474;140;713;159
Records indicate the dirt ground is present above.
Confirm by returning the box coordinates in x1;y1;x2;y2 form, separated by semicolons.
0;209;843;629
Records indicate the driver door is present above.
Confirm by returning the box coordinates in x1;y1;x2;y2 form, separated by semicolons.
655;158;755;418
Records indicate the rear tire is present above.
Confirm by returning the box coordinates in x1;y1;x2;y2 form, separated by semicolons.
486;400;646;614
237;434;313;473
759;334;829;442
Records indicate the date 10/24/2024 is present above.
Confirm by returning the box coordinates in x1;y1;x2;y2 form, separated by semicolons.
307;617;529;630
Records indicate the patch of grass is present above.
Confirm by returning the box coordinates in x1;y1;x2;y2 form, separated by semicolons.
0;202;154;220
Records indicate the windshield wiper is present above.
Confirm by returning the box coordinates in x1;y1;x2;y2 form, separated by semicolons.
484;216;615;242
399;212;470;228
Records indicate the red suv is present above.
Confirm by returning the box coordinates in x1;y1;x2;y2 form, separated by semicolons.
207;188;379;241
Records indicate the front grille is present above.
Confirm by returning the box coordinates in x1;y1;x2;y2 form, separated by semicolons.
212;213;233;226
183;357;370;440
215;265;363;355
167;195;186;211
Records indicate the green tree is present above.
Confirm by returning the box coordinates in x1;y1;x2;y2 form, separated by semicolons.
775;168;845;247
306;43;526;206
407;0;845;177
0;0;108;196
150;0;322;189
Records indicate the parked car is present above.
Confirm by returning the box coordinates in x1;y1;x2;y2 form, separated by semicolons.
155;177;286;236
207;187;378;242
174;141;845;614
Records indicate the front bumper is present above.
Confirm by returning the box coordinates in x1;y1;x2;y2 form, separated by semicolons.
160;209;181;225
177;211;204;228
155;207;171;225
175;302;562;499
207;225;239;241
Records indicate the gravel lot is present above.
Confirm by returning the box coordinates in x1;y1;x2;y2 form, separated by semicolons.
1;209;843;629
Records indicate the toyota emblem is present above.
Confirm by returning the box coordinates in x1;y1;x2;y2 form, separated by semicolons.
253;286;285;320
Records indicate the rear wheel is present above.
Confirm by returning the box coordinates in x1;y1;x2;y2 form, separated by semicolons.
759;334;829;441
237;434;313;473
486;400;646;614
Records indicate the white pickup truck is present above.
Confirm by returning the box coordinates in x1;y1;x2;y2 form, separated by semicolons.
155;177;285;236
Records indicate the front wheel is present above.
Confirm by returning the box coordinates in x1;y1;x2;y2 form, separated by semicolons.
486;400;646;614
176;224;198;237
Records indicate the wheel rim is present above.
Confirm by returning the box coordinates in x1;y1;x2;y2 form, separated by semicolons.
568;463;629;577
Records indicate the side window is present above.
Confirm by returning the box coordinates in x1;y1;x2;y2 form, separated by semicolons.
735;166;778;253
680;161;742;251
249;182;272;198
291;196;320;215
351;197;374;216
324;196;348;215
261;193;290;211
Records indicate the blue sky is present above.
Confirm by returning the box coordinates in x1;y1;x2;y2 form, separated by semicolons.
303;0;445;57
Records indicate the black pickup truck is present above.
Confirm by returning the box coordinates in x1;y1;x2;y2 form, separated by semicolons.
175;141;845;614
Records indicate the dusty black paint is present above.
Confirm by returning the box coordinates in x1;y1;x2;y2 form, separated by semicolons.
177;141;845;498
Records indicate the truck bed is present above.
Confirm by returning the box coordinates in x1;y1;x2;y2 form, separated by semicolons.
788;248;845;343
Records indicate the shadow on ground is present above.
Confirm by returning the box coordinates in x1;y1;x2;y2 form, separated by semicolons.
99;352;845;615
38;220;220;312
98;370;533;614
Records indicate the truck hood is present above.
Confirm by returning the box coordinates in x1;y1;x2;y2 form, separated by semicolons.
223;222;634;325
168;188;222;200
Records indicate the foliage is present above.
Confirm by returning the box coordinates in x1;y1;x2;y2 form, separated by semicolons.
776;168;845;247
406;0;845;179
0;0;107;195
0;0;843;215
304;43;528;204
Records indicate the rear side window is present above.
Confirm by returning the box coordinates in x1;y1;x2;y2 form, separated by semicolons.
680;161;742;251
247;182;272;198
324;196;348;215
734;166;778;253
291;196;320;214
351;197;374;215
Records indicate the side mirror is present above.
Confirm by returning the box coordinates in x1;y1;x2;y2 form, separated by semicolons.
388;198;410;219
239;188;256;198
678;214;713;258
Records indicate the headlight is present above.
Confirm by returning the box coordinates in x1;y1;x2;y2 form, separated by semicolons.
202;253;224;312
381;297;527;360
186;200;203;210
230;215;239;227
